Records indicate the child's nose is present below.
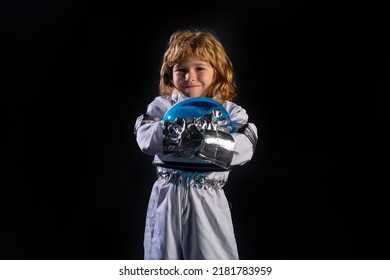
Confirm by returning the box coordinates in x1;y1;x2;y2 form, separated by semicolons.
185;72;195;81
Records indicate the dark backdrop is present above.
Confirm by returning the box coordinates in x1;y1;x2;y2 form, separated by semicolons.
3;0;390;259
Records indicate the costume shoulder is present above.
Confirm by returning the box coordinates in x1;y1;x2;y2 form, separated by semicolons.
223;100;249;124
146;96;173;119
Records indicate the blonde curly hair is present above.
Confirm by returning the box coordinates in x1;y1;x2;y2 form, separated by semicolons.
159;29;238;103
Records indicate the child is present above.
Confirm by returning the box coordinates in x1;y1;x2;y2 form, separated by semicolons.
134;29;258;260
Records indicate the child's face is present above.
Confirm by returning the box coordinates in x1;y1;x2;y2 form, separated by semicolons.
172;58;215;98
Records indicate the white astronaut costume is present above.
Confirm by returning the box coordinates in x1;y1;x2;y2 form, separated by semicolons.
134;91;258;260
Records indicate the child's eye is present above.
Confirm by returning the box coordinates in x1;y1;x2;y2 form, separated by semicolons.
196;67;205;71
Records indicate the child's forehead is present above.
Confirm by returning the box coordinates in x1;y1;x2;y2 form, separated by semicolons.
174;58;211;66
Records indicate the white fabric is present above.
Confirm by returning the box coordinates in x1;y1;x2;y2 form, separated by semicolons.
134;92;258;259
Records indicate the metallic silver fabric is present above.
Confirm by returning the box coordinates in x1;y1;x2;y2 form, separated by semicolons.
192;110;232;133
163;117;203;158
162;111;235;170
197;130;235;169
157;169;227;190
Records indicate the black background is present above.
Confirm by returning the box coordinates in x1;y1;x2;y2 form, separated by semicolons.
3;0;390;260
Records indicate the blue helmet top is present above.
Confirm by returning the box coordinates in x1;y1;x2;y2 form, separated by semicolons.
163;96;230;121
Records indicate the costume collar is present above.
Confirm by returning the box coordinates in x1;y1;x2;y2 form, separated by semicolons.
171;90;187;103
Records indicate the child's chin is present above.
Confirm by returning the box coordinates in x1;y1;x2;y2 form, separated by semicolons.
183;91;203;98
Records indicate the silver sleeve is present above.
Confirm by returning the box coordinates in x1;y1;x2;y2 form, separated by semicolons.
196;130;235;170
162;111;232;158
162;118;203;157
162;112;236;169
